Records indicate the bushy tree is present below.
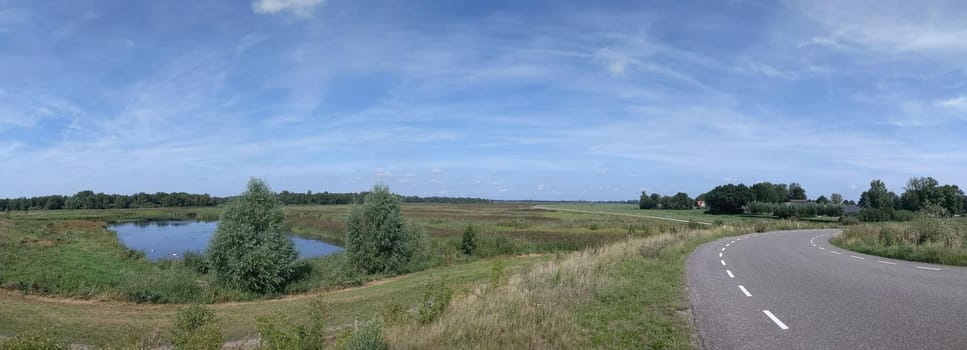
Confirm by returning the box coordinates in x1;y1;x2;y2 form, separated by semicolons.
705;184;753;214
346;185;427;274
667;192;693;210
831;193;843;204
859;179;896;210
638;191;658;209
751;182;788;203
207;178;298;294
788;182;806;200
815;195;830;204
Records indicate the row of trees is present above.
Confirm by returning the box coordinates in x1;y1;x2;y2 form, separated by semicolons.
859;178;965;217
0;192;223;211
748;182;807;203
0;190;492;211
747;202;845;218
638;191;694;210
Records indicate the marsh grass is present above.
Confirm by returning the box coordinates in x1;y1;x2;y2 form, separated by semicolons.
831;217;967;265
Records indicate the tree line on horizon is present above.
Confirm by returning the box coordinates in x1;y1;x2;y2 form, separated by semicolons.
694;177;965;219
0;189;491;211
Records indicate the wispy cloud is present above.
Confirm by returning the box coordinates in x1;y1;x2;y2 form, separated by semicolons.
251;0;325;18
0;1;965;200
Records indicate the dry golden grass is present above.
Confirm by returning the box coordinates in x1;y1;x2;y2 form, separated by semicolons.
387;232;689;349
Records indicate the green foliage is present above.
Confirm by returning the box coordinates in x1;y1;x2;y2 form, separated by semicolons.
859;179;897;210
664;192;693;210
181;251;208;274
747;201;844;218
345;185;427;274
334;321;387;350
839;216;861;225
831;193;843;204
171;305;225;350
705;184;753;214
0;329;66;350
638;191;658;209
207;178;299;294
489;258;506;288
857;208;914;222
460;223;477;255
416;276;454;324
788;182;806;200
256;302;326;350
815;195;829;204
750;182;788;203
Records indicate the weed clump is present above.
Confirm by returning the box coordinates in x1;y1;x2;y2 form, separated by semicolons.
171;305;224;350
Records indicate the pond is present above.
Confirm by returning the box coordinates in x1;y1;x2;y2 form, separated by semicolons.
111;221;343;261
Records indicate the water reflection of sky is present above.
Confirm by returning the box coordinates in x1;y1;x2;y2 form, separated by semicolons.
111;221;342;261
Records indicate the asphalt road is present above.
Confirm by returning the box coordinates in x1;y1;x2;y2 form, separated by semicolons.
687;229;967;350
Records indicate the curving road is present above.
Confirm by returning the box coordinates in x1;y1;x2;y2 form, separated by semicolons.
687;229;967;350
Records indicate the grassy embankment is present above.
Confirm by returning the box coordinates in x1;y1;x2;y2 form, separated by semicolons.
831;217;967;265
2;203;837;348
0;204;692;304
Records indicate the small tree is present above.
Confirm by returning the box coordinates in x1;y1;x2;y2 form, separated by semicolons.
815;195;830;204
207;178;298;294
346;185;427;274
461;223;477;255
830;193;843;204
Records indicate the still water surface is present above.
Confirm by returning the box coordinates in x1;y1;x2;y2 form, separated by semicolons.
111;221;342;261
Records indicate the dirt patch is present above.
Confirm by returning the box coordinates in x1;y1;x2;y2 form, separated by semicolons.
26;239;57;248
52;220;107;233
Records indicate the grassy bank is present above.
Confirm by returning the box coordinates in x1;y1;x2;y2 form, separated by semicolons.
830;217;967;266
0;254;546;347
2;218;829;349
0;204;688;304
384;220;831;349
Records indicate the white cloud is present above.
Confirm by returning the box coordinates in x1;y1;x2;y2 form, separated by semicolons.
936;96;967;112
251;0;325;17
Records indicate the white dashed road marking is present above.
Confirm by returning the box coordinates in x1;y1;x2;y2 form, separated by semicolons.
850;256;865;260
763;310;789;330
721;260;727;266
726;270;734;278
878;261;897;265
719;252;723;257
831;251;841;255
738;285;752;297
916;266;942;271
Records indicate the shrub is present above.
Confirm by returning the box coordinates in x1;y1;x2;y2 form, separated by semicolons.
416;276;453;324
346;185;427;274
460;224;476;255
335;321;387;350
839;216;861;226
181;251;208;274
256;302;326;350
891;210;915;222
857;208;892;222
171;305;224;350
207;178;298;294
0;329;66;350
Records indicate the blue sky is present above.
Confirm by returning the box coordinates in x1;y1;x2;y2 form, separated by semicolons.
1;0;966;201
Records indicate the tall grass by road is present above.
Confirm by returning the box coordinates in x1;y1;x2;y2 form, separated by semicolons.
831;217;967;266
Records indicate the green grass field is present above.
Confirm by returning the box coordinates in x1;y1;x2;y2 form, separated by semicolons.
0;203;837;348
